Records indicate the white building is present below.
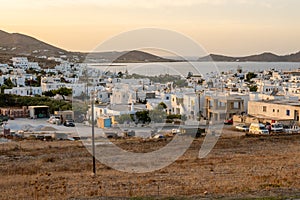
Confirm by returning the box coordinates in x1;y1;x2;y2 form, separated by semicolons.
12;57;28;68
4;86;42;96
11;57;40;70
182;93;200;120
0;64;9;68
9;75;26;87
170;93;184;115
28;62;41;70
110;87;132;105
41;77;66;92
146;92;172;113
256;80;282;95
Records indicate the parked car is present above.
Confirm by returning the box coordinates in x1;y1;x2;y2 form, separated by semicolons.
171;128;180;134
235;124;249;132
48;116;60;124
284;126;300;134
224;118;233;125
153;134;165;139
105;132;118;139
36;135;45;140
249;123;269;135
122;129;135;137
64;120;75;127
271;123;283;133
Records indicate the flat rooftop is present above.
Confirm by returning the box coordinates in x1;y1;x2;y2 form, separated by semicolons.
253;99;300;107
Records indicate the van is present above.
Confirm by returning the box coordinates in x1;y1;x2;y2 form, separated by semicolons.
249;123;269;135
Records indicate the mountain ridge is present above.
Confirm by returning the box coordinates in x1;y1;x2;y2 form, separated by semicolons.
1;30;300;62
0;30;174;63
0;30;68;56
198;51;300;62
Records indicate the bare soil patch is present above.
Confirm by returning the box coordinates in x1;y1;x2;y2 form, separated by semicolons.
0;133;299;199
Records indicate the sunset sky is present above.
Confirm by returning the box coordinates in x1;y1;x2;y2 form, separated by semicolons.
0;0;299;56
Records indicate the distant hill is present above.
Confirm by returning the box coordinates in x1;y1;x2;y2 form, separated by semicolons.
85;50;176;63
0;30;68;57
114;50;177;63
198;52;300;62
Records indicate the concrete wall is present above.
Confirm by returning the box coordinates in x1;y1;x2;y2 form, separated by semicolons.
248;101;299;121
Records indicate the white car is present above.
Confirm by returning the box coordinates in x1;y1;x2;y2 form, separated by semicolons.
284;126;300;134
171;128;180;134
235;124;249;132
48;116;60;124
271;123;283;132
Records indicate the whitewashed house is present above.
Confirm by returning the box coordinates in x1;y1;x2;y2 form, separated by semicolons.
12;57;28;68
4;86;42;96
12;57;40;70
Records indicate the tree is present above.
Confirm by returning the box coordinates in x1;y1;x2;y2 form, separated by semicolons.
55;87;72;100
158;102;167;110
181;114;187;121
1;85;10;93
36;76;42;87
26;68;38;74
43;90;56;97
246;72;257;82
40;70;46;76
4;78;15;88
60;77;70;83
249;85;258;92
116;114;134;124
136;110;151;124
149;108;167;123
0;94;72;113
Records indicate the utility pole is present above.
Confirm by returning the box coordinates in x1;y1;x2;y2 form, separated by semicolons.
198;91;201;121
91;91;96;175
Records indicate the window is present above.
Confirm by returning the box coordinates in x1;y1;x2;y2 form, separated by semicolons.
263;106;267;112
233;102;239;109
273;109;275;112
286;110;290;116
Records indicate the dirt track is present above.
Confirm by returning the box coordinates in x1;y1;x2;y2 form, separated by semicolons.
0;132;300;199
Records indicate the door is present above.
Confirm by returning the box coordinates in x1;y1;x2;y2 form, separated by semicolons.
294;110;299;121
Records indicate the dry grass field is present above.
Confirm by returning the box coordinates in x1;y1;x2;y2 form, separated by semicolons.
0;133;300;199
